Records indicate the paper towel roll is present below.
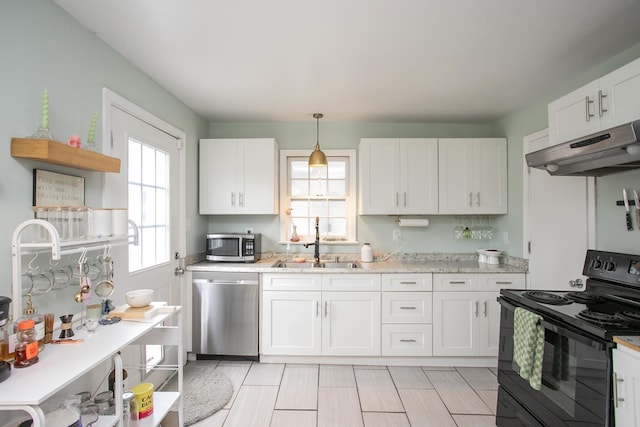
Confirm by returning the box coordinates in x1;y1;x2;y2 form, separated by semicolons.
398;218;429;227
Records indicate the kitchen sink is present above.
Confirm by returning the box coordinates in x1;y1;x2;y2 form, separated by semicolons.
275;261;360;269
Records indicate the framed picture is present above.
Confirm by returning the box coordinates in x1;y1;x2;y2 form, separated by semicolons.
33;169;85;206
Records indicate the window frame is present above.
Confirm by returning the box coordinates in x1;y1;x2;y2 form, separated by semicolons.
279;149;357;244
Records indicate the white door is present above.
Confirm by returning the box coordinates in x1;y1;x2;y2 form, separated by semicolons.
104;89;186;385
432;292;476;356
322;292;381;356
524;129;595;290
262;291;322;355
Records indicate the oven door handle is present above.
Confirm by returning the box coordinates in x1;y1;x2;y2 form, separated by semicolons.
498;296;613;351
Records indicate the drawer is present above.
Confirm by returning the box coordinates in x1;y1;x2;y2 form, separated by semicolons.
381;324;433;356
382;292;432;323
262;273;322;291
478;274;526;291
382;274;432;291
322;274;381;291
434;274;479;291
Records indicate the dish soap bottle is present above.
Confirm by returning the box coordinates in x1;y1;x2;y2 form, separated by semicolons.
360;243;373;263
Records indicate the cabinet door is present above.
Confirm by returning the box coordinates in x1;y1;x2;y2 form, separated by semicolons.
600;57;640;130
438;139;473;214
548;81;600;146
399;139;439;214
241;139;278;214
613;346;640;427
473;139;507;214
199;139;239;214
322;292;381;356
359;139;400;214
432;292;477;356
477;291;500;356
262;291;321;355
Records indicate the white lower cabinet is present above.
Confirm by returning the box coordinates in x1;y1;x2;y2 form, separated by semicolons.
613;344;640;426
432;273;524;357
261;274;381;356
381;273;433;357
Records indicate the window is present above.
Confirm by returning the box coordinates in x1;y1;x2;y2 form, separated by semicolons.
128;138;170;272
280;150;357;243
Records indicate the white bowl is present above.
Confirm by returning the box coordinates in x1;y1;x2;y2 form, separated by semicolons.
125;289;154;308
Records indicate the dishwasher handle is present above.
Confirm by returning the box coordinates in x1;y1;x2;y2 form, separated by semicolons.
193;279;259;285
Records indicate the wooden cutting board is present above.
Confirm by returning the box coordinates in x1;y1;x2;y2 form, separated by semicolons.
107;301;166;319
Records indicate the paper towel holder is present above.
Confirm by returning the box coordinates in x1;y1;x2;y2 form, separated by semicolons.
392;216;430;227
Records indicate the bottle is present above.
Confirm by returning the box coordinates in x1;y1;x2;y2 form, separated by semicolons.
360;243;373;263
14;319;39;368
1;315;17;362
18;294;45;349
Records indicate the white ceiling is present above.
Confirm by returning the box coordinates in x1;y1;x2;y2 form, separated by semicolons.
54;0;640;123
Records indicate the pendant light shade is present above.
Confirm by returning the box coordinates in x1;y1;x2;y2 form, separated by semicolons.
308;113;328;167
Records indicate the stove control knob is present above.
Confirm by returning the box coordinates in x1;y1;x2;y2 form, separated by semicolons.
569;279;584;288
605;261;616;271
593;259;603;269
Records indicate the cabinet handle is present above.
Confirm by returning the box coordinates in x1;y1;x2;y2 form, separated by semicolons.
316;301;320;317
614;372;624;407
404;192;407;207
585;96;594;121
476;192;480;207
399;281;417;285
483;300;487;317
324;301;328;317
598;90;608;117
468;192;472;207
449;281;467;285
400;306;417;310
475;301;479;317
396;192;399;207
231;192;235;207
495;281;512;285
239;192;244;207
399;339;417;343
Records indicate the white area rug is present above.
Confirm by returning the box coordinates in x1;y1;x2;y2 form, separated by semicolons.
163;360;234;425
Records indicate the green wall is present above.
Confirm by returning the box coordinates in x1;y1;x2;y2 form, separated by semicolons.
0;0;210;301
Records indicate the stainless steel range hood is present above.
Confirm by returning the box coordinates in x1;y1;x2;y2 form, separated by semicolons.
526;120;640;176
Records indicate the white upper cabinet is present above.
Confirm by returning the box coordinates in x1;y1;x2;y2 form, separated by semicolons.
199;138;278;214
438;138;508;214
359;138;438;215
549;57;640;146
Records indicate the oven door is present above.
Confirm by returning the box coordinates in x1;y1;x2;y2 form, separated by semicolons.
497;297;614;427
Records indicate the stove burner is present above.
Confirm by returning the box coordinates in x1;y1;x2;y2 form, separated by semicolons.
577;310;628;327
616;311;640;326
523;291;573;305
565;291;606;304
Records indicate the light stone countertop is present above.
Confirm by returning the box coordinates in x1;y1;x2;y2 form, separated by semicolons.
187;257;527;274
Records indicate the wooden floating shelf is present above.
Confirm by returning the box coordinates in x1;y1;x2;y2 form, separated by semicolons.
11;138;121;173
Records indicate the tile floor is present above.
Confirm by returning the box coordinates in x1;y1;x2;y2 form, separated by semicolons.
191;361;498;427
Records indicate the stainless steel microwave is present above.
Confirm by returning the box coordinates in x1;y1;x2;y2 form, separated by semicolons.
206;233;261;262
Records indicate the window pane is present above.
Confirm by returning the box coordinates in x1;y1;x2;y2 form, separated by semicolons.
290;201;308;216
142;186;156;226
156;188;166;225
296;217;310;236
327;218;346;236
310;167;327;180
290;161;309;179
128;184;142;227
328;161;346;179
141;145;156;185
156;226;168;263
329;200;346;217
328;180;346;197
156;151;167;186
291;180;309;197
129;141;142;183
310;180;327;197
141;227;156;267
310;201;327;217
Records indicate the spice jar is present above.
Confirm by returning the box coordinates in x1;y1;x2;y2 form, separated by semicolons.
14;319;39;368
93;391;113;415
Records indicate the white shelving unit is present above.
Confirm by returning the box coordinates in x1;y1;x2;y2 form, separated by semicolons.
5;219;183;426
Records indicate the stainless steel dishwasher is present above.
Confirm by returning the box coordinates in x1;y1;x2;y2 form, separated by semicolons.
192;271;259;358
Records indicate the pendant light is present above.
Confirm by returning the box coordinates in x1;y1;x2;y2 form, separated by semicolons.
308;113;328;167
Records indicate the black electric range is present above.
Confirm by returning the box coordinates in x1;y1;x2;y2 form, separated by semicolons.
497;250;640;427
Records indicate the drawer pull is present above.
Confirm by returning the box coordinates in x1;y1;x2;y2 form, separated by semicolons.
449;281;467;284
399;339;417;343
400;306;417;310
495;281;513;285
399;281;417;285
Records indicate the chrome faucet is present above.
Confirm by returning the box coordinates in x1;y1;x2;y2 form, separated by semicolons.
303;216;321;264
